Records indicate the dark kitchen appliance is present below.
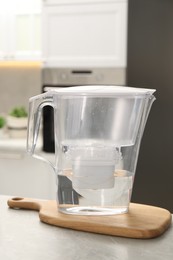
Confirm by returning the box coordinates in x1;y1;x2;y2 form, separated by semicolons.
127;0;173;212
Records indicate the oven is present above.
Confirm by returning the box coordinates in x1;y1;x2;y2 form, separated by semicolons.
42;67;126;153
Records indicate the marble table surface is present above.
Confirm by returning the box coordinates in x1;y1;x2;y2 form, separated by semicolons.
0;195;172;260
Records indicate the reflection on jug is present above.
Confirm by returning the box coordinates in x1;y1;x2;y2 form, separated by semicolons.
27;86;156;215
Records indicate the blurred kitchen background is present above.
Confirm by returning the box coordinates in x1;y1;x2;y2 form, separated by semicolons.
0;0;173;212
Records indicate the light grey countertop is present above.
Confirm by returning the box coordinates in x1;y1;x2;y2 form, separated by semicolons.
0;195;173;260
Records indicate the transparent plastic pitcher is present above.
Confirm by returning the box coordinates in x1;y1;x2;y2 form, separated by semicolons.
27;86;156;215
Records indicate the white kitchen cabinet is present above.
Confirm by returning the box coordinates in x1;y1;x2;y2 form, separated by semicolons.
42;0;128;68
0;153;57;199
43;0;125;4
0;0;41;61
0;137;56;200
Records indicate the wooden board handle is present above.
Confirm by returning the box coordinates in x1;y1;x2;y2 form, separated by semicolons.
7;197;42;211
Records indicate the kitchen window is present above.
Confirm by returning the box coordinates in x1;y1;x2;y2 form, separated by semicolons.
0;0;41;61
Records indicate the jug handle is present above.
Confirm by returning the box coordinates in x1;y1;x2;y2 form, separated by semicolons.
27;92;55;170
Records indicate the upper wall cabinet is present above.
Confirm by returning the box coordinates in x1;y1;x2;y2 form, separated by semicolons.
0;0;41;61
42;0;128;68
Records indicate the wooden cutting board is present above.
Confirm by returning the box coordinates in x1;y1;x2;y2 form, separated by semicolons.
7;197;172;239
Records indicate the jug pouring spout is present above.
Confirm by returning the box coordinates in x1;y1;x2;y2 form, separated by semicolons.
140;92;156;138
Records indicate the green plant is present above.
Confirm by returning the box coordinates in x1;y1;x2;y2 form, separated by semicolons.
9;106;28;118
0;116;6;128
